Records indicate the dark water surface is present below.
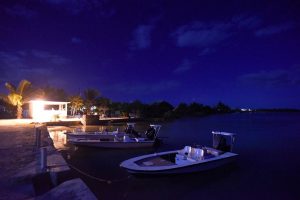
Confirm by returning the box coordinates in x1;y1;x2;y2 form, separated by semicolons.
57;113;300;200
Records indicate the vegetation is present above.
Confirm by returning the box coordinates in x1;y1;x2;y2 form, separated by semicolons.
84;89;100;114
69;95;84;116
0;80;44;119
95;97;111;116
0;99;16;119
214;102;231;113
100;100;232;121
0;79;258;120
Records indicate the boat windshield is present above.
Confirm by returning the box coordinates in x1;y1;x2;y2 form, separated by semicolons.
212;131;236;152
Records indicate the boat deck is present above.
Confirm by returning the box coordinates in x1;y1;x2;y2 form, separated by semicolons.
136;153;177;167
135;152;219;167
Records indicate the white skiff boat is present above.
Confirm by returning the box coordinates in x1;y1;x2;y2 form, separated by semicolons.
66;123;137;140
66;130;125;140
120;131;238;174
68;124;162;149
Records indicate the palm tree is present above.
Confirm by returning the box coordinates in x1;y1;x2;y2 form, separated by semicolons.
84;89;100;114
1;80;44;119
2;80;31;119
69;95;84;116
96;97;111;117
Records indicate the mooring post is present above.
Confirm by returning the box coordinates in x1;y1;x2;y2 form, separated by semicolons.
40;147;47;171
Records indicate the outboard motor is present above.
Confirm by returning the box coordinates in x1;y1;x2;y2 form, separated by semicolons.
145;127;156;140
125;124;140;137
125;125;134;134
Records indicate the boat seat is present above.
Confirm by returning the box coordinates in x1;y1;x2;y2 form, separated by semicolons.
135;138;147;142
177;147;204;161
114;134;123;142
189;148;204;161
178;146;192;155
205;147;224;156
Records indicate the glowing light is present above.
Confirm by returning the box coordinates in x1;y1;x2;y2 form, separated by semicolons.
29;100;69;122
32;100;45;122
240;108;252;112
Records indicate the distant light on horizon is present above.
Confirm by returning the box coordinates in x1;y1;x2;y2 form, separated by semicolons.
240;108;252;112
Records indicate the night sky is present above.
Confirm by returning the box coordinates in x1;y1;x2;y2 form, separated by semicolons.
0;0;300;108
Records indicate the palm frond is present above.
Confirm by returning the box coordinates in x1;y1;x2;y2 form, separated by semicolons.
17;79;31;95
5;82;16;93
7;93;22;106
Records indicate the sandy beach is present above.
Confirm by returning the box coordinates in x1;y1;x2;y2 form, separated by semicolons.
0;125;37;199
0;125;36;178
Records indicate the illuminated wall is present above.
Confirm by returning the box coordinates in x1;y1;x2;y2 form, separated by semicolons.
29;100;69;122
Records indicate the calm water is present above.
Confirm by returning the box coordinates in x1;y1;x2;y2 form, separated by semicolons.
53;113;300;200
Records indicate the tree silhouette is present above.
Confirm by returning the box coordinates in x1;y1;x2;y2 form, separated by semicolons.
1;80;44;118
69;95;84;115
84;89;100;114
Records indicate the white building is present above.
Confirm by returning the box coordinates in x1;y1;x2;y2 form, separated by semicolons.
29;100;69;122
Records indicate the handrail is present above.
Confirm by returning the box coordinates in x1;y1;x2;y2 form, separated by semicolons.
212;131;236;136
150;124;161;138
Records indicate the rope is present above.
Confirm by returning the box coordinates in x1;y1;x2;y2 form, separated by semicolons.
68;163;131;185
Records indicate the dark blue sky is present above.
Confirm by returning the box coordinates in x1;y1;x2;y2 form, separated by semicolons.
0;0;300;108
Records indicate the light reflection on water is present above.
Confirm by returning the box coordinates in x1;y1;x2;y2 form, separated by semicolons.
48;129;68;149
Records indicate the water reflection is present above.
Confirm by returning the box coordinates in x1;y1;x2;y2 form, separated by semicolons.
48;129;68;149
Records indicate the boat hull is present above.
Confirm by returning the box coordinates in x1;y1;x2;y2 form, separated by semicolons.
120;150;238;175
68;139;155;149
66;132;125;140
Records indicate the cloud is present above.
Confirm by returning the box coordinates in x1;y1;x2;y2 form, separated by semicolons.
45;0;115;16
0;50;69;83
108;80;180;95
5;4;37;18
255;22;295;37
171;15;295;51
129;25;154;50
232;15;262;29
0;51;25;68
173;59;192;74
171;21;233;48
129;13;162;51
238;69;300;87
31;50;70;65
0;53;52;84
71;37;82;44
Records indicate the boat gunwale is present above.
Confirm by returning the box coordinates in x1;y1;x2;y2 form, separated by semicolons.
69;138;155;144
66;131;124;136
120;150;238;172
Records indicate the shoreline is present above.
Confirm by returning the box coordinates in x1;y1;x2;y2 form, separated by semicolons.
0;124;97;199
